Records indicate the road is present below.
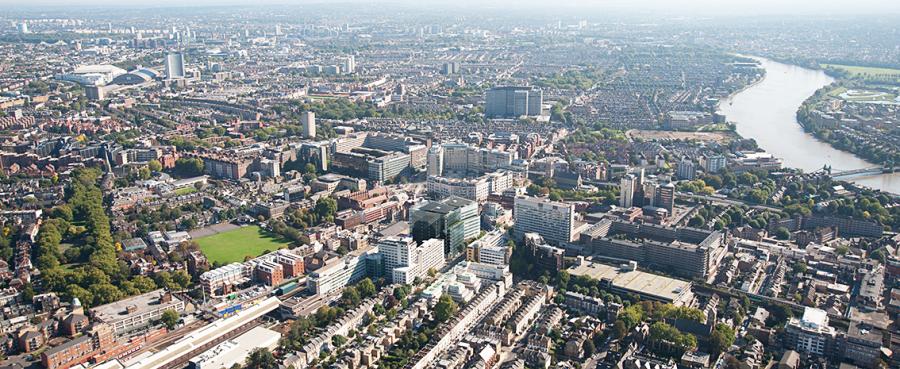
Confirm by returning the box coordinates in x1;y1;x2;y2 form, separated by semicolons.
676;192;784;213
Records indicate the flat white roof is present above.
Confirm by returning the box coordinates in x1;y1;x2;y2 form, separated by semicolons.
801;307;829;328
189;326;281;369
124;297;281;369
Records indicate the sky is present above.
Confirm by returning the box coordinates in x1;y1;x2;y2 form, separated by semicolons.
1;0;899;16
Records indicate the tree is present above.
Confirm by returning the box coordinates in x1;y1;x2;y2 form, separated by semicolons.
154;271;178;290
132;275;158;293
90;283;124;305
557;270;570;290
773;227;791;240
148;160;163;172
51;205;74;222
21;283;35;302
724;356;742;369
160;309;180;330
173;270;192;290
357;278;376;298
583;338;596;356
648;322;697;356
174;158;204;177
304;163;317;175
549;191;562;201
66;284;94;308
710;323;736;356
619;304;644;329
341;287;361;307
332;334;347;347
434;294;458;322
138;167;152;180
315;197;337;220
245;348;278;369
613;320;628;339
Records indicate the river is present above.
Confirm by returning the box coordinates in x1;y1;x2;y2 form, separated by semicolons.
718;57;900;194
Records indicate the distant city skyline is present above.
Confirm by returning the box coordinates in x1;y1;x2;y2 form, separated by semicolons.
1;0;899;16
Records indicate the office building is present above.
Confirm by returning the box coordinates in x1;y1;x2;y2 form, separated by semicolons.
701;154;726;173
368;151;411;183
200;263;248;297
254;261;284;286
426;171;514;203
784;307;838;357
654;182;675;213
677;157;696;180
165;52;186;79
201;155;253;180
620;174;637;208
307;247;378;295
341;55;356;74
378;237;445;284
410;196;480;256
301;111;316;139
427;145;444;176
513;195;575;246
435;143;516;177
524;233;565;272
17;22;29;34
485;86;543;118
379;236;416;275
42;335;93;369
91;290;185;334
466;230;511;265
441;143;470;173
442;61;461;75
580;219;725;279
85;86;106;101
843;322;883;368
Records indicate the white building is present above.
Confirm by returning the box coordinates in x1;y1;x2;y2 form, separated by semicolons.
341;55;356;74
379;237;445;285
91;289;185;334
620;174;636;208
677;158;696;180
466;230;510;265
56;64;127;86
785;307;837;357
513;195;575;245
307;247;377;294
301;111;316;139
426;171;513;203
427;145;444;177
437;143;515;177
200;263;249;297
701;154;727;173
165;52;186;79
188;326;281;369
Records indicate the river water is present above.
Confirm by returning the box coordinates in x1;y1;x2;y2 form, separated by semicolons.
718;57;900;194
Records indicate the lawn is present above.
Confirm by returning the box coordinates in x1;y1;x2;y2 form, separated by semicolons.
822;64;900;80
173;186;198;196
196;225;291;264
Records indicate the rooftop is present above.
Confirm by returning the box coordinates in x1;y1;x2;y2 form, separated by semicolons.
567;259;692;305
91;289;182;322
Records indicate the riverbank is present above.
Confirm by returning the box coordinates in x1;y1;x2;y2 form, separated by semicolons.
718;56;900;194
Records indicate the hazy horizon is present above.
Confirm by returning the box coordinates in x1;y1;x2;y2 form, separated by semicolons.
1;0;899;17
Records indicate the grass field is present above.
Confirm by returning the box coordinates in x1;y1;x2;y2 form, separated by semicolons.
173;186;198;196
822;64;900;78
196;225;291;264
